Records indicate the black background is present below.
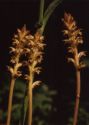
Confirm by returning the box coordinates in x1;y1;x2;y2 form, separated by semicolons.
1;0;89;124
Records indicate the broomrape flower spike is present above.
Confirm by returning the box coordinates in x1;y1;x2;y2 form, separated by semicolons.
7;25;30;125
8;25;30;78
22;31;45;125
62;12;86;125
62;12;86;70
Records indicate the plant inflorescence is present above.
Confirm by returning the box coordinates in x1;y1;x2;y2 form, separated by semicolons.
62;12;86;125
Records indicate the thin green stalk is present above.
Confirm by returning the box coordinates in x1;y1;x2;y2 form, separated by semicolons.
41;0;62;34
38;0;62;34
6;77;15;125
38;0;44;27
22;95;28;125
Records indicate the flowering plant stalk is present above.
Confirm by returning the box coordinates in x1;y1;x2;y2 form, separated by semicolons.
22;31;45;125
6;0;63;125
62;13;86;125
6;26;30;125
22;0;62;124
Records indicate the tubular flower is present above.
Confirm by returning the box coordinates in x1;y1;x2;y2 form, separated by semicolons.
62;12;86;70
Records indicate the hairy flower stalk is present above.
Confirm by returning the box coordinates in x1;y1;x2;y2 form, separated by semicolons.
7;26;30;125
62;13;86;125
23;31;45;125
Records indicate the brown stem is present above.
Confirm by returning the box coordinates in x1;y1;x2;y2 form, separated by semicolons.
73;48;81;125
6;77;15;125
28;66;34;125
73;70;80;125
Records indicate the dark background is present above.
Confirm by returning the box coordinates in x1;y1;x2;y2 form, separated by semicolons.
0;0;89;125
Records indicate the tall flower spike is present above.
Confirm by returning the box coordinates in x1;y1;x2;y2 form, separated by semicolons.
8;25;30;77
23;31;45;78
62;12;86;125
22;31;45;125
62;12;86;69
6;25;30;125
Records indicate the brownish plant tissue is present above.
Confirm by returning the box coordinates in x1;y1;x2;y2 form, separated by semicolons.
62;12;86;125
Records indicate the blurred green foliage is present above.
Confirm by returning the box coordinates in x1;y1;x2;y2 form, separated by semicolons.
0;78;57;125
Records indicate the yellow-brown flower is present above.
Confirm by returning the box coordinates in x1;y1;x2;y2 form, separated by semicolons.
62;12;86;69
23;31;45;76
8;25;30;78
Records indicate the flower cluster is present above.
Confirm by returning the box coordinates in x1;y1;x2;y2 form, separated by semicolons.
8;25;30;78
23;31;45;79
8;24;45;86
24;32;44;63
62;12;86;70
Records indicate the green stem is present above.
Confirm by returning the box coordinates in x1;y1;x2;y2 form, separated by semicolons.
22;94;28;125
38;0;44;27
41;0;62;34
38;0;62;34
6;77;15;125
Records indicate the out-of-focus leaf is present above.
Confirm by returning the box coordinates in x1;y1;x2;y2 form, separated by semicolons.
14;93;24;99
38;120;44;125
15;79;26;93
83;58;89;68
41;0;62;33
12;109;21;121
12;104;21;111
48;91;57;96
